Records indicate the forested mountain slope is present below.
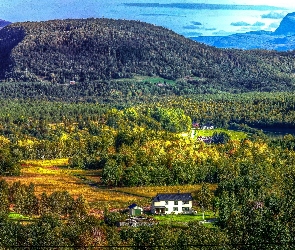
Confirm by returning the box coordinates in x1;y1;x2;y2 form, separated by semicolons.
1;18;295;92
0;19;11;29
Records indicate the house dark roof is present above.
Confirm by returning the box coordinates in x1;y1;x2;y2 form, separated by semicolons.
128;203;138;209
152;193;192;202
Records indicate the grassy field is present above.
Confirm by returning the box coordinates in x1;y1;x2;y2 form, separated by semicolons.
115;75;204;86
115;75;176;85
187;128;247;140
114;184;217;199
8;212;31;221
3;159;147;210
153;211;217;228
154;211;216;222
1;159;216;211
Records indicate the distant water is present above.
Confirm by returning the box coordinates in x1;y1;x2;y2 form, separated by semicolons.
1;1;293;37
97;1;291;37
261;128;295;138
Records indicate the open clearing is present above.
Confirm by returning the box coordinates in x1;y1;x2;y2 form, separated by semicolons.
1;159;216;210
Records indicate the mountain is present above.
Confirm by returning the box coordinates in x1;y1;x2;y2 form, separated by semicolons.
274;12;295;35
192;12;295;51
0;19;11;29
1;18;295;93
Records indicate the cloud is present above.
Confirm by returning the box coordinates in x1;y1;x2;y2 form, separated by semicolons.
212;30;234;36
184;22;216;31
140;13;184;17
205;28;217;31
252;21;265;27
123;3;284;11
231;21;251;26
191;21;202;26
183;25;201;30
268;22;280;29
261;11;286;19
238;27;251;31
183;21;204;30
183;31;203;37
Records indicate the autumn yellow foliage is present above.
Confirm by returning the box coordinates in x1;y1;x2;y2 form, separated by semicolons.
2;159;147;209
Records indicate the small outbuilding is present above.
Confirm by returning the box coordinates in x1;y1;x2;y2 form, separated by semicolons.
128;203;143;216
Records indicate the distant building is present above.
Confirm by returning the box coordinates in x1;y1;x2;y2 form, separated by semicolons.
70;81;76;85
202;125;214;130
151;193;193;214
128;203;143;216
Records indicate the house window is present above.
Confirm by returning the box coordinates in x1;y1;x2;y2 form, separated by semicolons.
182;207;189;212
165;208;168;211
182;201;189;205
174;201;178;205
173;207;178;211
165;201;168;205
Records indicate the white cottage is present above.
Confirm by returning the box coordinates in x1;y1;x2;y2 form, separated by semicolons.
151;193;193;215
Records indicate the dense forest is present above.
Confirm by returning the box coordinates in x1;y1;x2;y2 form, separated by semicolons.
0;93;294;182
1;18;295;92
1;17;295;249
0;94;295;248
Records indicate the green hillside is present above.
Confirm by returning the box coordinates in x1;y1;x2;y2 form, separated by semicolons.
0;18;295;94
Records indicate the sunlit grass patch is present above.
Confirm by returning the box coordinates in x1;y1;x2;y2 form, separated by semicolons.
114;184;217;199
8;212;31;221
73;169;102;183
4;159;218;211
153;211;218;228
115;75;176;85
22;158;69;167
3;159;147;209
154;211;216;222
189;128;247;140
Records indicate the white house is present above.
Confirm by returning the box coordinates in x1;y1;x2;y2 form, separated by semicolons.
151;193;193;215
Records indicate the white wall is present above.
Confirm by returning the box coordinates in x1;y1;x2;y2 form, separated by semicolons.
152;200;192;214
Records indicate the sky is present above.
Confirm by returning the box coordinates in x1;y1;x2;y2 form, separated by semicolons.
1;0;295;37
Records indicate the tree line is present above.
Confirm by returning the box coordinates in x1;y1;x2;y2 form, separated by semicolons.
1;93;295;181
0;180;89;217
